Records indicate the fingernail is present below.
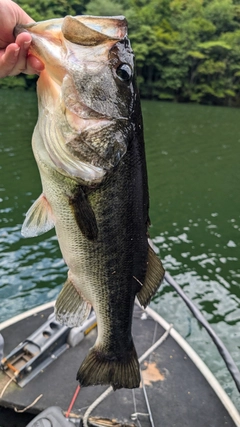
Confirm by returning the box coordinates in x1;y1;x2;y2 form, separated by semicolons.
14;48;20;57
24;41;31;49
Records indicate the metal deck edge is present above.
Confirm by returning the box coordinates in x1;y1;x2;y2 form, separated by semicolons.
140;302;240;427
0;301;55;331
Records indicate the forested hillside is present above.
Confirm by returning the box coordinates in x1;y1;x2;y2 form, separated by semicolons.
2;0;240;106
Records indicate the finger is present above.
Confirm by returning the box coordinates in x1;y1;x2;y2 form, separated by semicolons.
11;33;44;75
0;34;31;77
27;54;45;74
0;0;34;48
0;37;44;77
11;32;32;74
6;35;32;76
0;43;20;78
15;32;32;46
11;38;31;74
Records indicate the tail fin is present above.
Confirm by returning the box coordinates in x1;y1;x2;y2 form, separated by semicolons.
77;343;140;390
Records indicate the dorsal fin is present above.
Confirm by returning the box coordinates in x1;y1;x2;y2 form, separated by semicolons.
137;244;165;308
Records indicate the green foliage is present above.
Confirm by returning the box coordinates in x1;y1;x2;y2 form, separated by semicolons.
85;0;126;15
0;76;27;89
4;0;240;105
17;0;88;20
127;0;240;104
204;0;235;33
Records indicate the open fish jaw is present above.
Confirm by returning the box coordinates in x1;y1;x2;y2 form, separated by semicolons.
16;15;134;182
15;15;129;87
16;15;127;41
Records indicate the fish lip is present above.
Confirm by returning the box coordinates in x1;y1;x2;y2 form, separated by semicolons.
14;24;30;37
14;22;40;37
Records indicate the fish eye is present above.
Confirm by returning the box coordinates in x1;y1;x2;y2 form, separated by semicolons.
116;64;132;82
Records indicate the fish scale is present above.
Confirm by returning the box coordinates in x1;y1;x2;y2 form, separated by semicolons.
16;15;165;390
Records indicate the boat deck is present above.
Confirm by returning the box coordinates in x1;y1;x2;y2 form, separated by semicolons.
0;304;238;427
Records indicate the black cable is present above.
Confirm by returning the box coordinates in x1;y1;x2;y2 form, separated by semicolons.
164;271;240;393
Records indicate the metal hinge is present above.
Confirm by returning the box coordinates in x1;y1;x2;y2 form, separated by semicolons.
1;311;96;387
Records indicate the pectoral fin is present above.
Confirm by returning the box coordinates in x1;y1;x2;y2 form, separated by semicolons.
137;244;165;308
68;186;98;241
55;277;91;327
21;194;55;237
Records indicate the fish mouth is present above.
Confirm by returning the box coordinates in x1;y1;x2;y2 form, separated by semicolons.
14;15;128;83
17;15;131;182
14;15;128;45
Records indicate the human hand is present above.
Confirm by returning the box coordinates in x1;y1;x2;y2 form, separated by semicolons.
0;0;44;77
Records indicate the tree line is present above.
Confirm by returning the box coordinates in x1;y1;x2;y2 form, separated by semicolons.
2;0;240;106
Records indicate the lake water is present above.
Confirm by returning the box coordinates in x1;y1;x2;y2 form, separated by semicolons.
0;90;239;409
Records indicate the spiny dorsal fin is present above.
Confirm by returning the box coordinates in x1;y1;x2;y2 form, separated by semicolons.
21;194;55;238
55;277;91;327
68;186;98;241
137;244;165;308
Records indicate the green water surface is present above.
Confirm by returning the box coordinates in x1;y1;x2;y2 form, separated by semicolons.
0;90;239;408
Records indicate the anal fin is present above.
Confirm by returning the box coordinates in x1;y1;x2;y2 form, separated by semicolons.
55;278;91;327
137;244;165;308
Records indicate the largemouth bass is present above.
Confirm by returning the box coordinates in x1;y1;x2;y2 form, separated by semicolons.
16;15;164;390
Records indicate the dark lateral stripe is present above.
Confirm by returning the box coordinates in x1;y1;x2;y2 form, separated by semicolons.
68;186;98;241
